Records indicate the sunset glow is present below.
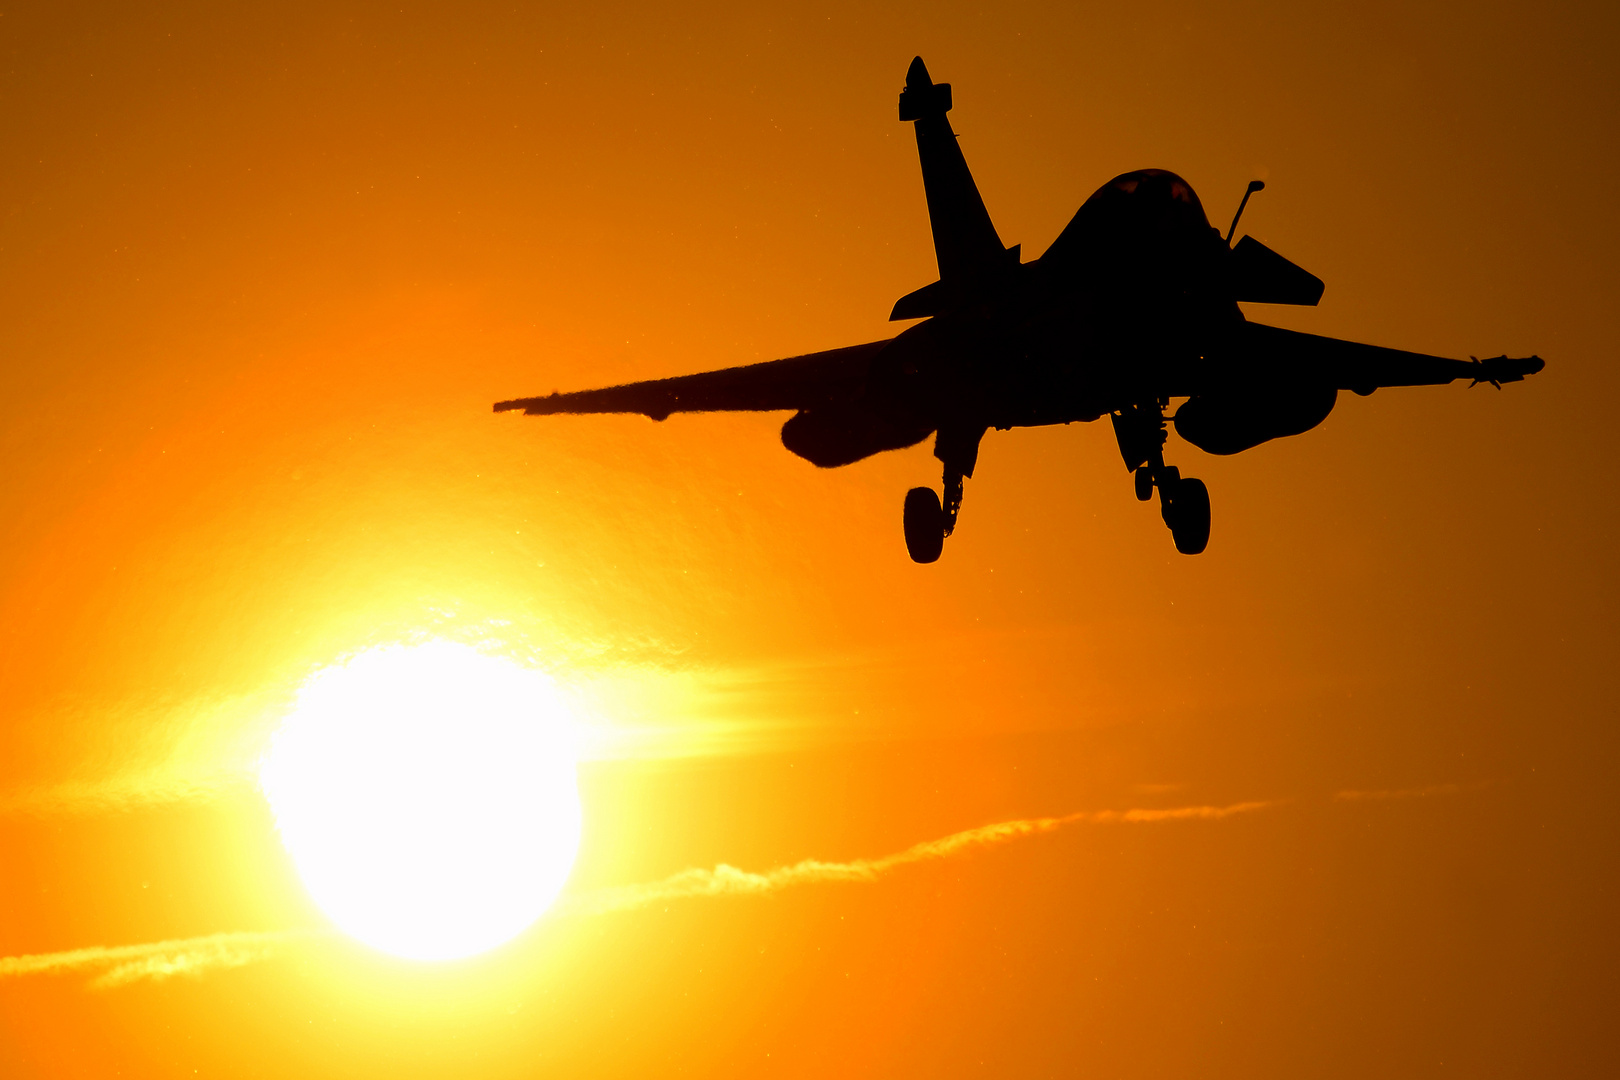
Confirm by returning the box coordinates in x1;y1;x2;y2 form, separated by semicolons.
258;642;581;960
0;5;1611;1078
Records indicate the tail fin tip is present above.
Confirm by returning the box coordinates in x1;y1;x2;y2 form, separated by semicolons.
899;57;952;120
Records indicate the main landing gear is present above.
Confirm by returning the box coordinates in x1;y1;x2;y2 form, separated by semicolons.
903;425;982;564
1136;463;1210;554
903;485;947;563
1114;402;1211;555
901;410;1211;563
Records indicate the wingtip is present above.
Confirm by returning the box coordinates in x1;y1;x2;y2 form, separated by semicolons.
1502;354;1546;380
494;393;554;414
1469;354;1546;386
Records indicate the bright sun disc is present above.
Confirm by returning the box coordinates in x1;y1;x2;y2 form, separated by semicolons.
259;641;582;961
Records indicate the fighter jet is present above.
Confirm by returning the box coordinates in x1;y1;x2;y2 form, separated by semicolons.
496;57;1543;563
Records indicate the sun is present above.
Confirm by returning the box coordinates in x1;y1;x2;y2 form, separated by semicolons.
259;641;582;961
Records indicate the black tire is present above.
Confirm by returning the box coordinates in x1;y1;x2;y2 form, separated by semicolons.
903;486;945;564
1168;477;1210;555
1134;466;1154;502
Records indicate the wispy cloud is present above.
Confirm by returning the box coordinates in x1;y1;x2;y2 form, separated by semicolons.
0;687;292;818
554;800;1273;917
0;772;250;818
1334;783;1474;801
0;930;314;990
0;799;1272;989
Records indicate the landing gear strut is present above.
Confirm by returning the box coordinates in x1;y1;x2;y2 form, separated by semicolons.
1114;403;1211;555
904;425;983;564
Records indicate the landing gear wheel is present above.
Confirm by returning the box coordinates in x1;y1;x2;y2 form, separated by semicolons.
903;486;945;564
1134;466;1154;502
1164;477;1210;555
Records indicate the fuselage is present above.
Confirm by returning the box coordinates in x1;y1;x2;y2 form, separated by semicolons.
874;169;1246;434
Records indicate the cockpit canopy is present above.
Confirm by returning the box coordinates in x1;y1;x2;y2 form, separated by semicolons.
1085;169;1208;217
1041;168;1221;276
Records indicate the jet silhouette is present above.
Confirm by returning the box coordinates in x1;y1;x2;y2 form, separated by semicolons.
497;57;1544;563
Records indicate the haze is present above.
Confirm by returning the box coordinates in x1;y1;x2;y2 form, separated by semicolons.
0;2;1616;1078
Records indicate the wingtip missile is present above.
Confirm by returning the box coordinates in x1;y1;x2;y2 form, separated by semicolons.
1468;354;1545;388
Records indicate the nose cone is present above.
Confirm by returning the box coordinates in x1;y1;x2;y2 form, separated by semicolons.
906;56;932;89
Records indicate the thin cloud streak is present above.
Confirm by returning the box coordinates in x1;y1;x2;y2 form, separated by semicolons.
555;800;1273;917
0;799;1272;988
1334;783;1472;801
0;772;250;818
0;930;314;990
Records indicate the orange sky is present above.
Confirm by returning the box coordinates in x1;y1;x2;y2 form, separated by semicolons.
1;2;1617;1077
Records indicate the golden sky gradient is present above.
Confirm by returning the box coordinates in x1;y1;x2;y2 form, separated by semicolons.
1;1;1616;1076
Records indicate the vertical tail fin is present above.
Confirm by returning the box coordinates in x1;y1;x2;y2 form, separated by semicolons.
898;57;1008;284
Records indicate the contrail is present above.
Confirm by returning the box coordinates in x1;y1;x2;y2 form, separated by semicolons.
551;800;1273;917
0;799;1272;989
0;930;316;990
